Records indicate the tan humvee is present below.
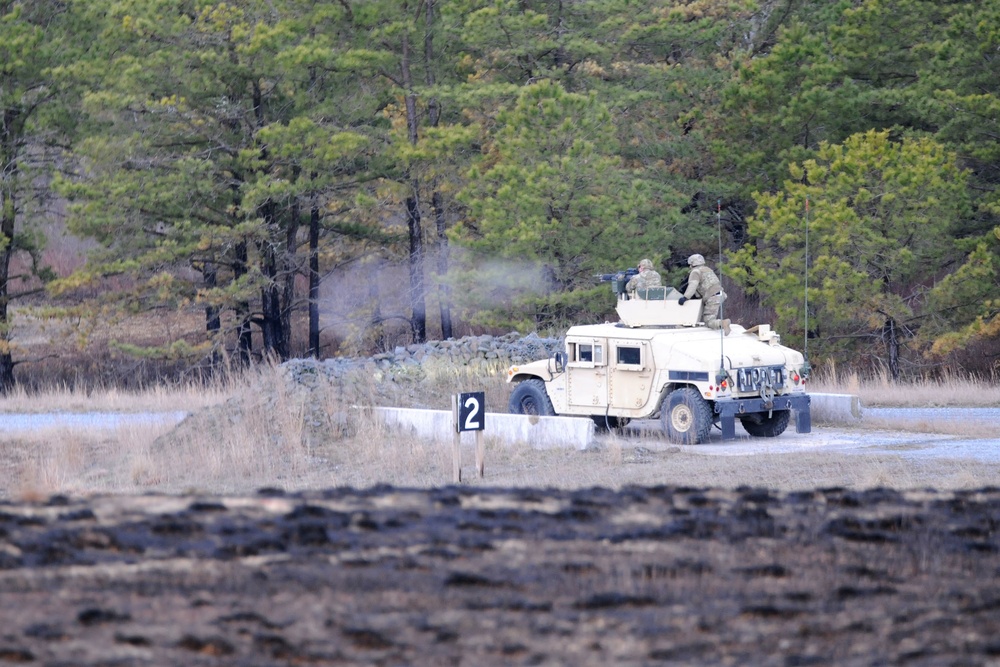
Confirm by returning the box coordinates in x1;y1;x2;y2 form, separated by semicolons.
506;287;811;444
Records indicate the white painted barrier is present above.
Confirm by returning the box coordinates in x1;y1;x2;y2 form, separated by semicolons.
372;393;861;457
808;393;863;423
373;407;595;450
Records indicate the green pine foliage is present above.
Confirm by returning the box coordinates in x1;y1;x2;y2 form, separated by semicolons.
0;1;84;390
452;80;675;330
730;130;970;375
0;0;992;386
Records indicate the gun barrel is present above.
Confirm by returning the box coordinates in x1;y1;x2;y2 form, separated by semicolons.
596;267;640;297
595;267;639;283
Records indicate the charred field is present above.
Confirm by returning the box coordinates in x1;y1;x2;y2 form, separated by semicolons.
1;485;999;666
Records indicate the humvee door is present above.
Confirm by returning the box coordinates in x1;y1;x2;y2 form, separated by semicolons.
609;339;652;410
565;337;608;409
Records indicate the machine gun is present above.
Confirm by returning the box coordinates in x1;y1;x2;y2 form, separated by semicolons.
595;267;639;298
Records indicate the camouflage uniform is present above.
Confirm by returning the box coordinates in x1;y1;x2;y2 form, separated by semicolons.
626;259;662;297
683;255;730;334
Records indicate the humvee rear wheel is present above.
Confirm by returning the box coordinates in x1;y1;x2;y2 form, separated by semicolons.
740;410;790;438
508;379;556;416
662;387;713;445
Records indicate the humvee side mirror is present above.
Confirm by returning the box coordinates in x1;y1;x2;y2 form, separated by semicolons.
553;351;568;372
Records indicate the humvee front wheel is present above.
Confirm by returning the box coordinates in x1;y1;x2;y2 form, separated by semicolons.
662;387;713;445
508;379;556;416
740;410;790;438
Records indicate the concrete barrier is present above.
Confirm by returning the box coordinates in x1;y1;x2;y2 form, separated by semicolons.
373;407;595;450
372;393;860;451
808;393;863;424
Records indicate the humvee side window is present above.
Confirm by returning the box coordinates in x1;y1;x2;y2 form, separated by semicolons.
617;346;641;366
569;341;604;364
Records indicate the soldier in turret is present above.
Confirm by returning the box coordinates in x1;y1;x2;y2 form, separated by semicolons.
677;254;731;335
625;258;662;298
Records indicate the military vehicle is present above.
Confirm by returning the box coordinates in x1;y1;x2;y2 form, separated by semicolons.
506;280;811;444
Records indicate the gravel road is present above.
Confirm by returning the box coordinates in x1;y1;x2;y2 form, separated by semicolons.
0;411;188;433
616;407;1000;462
1;408;996;462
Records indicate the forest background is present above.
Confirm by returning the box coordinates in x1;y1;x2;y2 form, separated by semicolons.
2;0;999;394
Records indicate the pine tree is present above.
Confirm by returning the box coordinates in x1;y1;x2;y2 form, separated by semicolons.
0;1;80;391
453;80;674;330
730;130;970;379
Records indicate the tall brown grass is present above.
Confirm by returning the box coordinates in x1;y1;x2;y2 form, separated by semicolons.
0;378;233;414
807;363;1000;407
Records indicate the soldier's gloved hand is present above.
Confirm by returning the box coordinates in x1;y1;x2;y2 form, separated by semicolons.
677;297;687;305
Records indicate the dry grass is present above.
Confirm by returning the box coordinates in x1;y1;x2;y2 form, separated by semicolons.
1;362;998;499
808;364;1000;407
0;380;232;414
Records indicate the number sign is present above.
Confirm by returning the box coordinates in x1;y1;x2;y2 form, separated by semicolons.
456;391;485;432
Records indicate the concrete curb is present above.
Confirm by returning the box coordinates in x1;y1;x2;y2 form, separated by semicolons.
373;407;595;450
373;393;861;449
808;393;863;424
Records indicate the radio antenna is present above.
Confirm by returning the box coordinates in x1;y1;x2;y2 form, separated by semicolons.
716;199;727;385
803;196;811;378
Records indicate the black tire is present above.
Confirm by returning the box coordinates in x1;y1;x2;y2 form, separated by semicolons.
508;379;556;417
592;415;631;432
661;387;713;445
740;410;791;438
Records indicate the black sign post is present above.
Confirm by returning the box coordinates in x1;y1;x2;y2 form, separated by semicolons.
452;392;486;482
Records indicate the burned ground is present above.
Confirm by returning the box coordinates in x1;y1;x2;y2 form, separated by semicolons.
0;485;998;665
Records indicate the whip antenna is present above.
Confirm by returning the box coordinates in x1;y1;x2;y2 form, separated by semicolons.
716;199;726;384
803;196;811;377
717;199;724;285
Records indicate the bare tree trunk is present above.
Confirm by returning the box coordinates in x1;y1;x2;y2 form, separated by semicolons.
406;193;426;343
423;2;452;339
282;201;299;357
433;191;452;339
308;200;320;357
0;202;15;393
0;108;21;394
203;261;222;366
424;0;439;127
885;317;900;381
250;81;290;360
257;200;288;360
401;26;426;343
553;0;568;69
233;241;253;365
260;242;284;358
369;255;386;353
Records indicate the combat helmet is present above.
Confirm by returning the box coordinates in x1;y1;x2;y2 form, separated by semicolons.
638;258;654;270
687;253;705;267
